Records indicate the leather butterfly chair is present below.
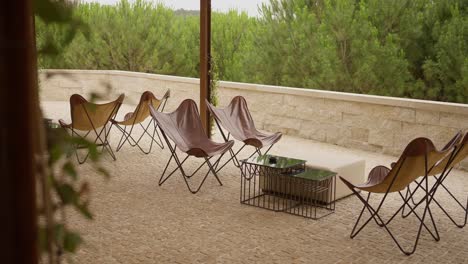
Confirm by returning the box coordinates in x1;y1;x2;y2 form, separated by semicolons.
340;137;454;255
401;131;468;228
59;94;125;164
206;96;282;171
149;99;234;194
111;90;169;154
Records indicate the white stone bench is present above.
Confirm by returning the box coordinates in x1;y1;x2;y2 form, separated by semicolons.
303;155;366;201
270;137;366;202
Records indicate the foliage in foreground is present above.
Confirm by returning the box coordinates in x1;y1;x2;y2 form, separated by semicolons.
36;0;468;103
35;0;109;262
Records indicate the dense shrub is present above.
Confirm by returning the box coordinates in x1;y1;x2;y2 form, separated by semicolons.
36;0;468;103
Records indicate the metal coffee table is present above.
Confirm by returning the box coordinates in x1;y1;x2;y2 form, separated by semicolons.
240;154;336;219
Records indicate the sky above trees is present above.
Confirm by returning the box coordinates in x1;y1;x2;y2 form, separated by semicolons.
82;0;268;16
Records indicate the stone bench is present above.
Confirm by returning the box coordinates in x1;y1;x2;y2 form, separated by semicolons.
258;154;365;202
270;138;366;202
304;155;366;201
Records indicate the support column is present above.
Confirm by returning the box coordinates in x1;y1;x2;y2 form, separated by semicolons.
200;0;211;136
0;1;39;263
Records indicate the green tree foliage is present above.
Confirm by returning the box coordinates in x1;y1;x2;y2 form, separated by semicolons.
420;1;468;102
211;10;254;81
250;0;339;88
38;0;199;76
36;0;468;103
252;0;412;95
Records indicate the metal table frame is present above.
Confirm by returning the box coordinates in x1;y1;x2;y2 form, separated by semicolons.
240;155;336;219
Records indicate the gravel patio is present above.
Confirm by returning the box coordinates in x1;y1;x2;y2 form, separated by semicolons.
43;101;468;264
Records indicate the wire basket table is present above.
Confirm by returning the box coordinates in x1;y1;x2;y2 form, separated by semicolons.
240;154;336;219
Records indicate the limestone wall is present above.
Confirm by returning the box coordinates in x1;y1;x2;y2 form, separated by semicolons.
39;70;468;169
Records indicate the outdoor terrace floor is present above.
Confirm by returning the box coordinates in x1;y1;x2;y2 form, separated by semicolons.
43;101;468;264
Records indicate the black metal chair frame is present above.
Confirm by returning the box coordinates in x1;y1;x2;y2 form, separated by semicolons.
212;118;275;172
157;127;228;194
65;103;121;164
343;149;456;256
115;117;164;153
112;94;169;154
401;146;468;228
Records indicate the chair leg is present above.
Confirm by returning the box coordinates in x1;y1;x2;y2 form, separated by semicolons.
73;143;116;164
159;154;174;185
158;144;189;185
385;200;432;255
247;148;260;159
215;143;274;173
68;129;94;164
206;157;223;186
132;122;154;154
124;121;164;154
347;177;439;255
214;144;247;173
350;193;373;237
100;124;117;161
103;141;117;161
351;193;386;232
401;174;467;228
74;148;89;164
115;125;128;152
359;181;440;242
181;167;212;194
117;124;138;148
149;120;164;149
114;119;165;154
262;144;274;155
176;157;223;194
153;124;164;149
389;176;435;255
134;121;161;153
157;137;225;194
401;185;413;218
395;191;440;241
433;182;468;228
92;130;117;162
348;188;387;239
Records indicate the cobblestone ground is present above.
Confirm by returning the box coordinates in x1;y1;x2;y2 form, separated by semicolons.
43;102;468;264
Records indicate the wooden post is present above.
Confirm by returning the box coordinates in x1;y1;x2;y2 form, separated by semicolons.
200;0;211;136
0;1;39;263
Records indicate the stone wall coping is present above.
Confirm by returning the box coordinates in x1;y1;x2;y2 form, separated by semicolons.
41;69;200;84
41;69;468;115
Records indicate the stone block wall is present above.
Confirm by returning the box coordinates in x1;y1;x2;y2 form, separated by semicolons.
39;70;200;110
39;70;468;170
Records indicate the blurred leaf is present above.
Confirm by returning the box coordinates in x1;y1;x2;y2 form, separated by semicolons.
69;136;90;147
38;41;60;56
63;231;83;253
54;224;65;243
62;161;77;180
89;92;103;103
49;144;63;164
75;202;93;220
96;167;110;179
36;0;107;259
56;183;77;205
88;144;99;162
35;0;73;24
38;227;48;253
